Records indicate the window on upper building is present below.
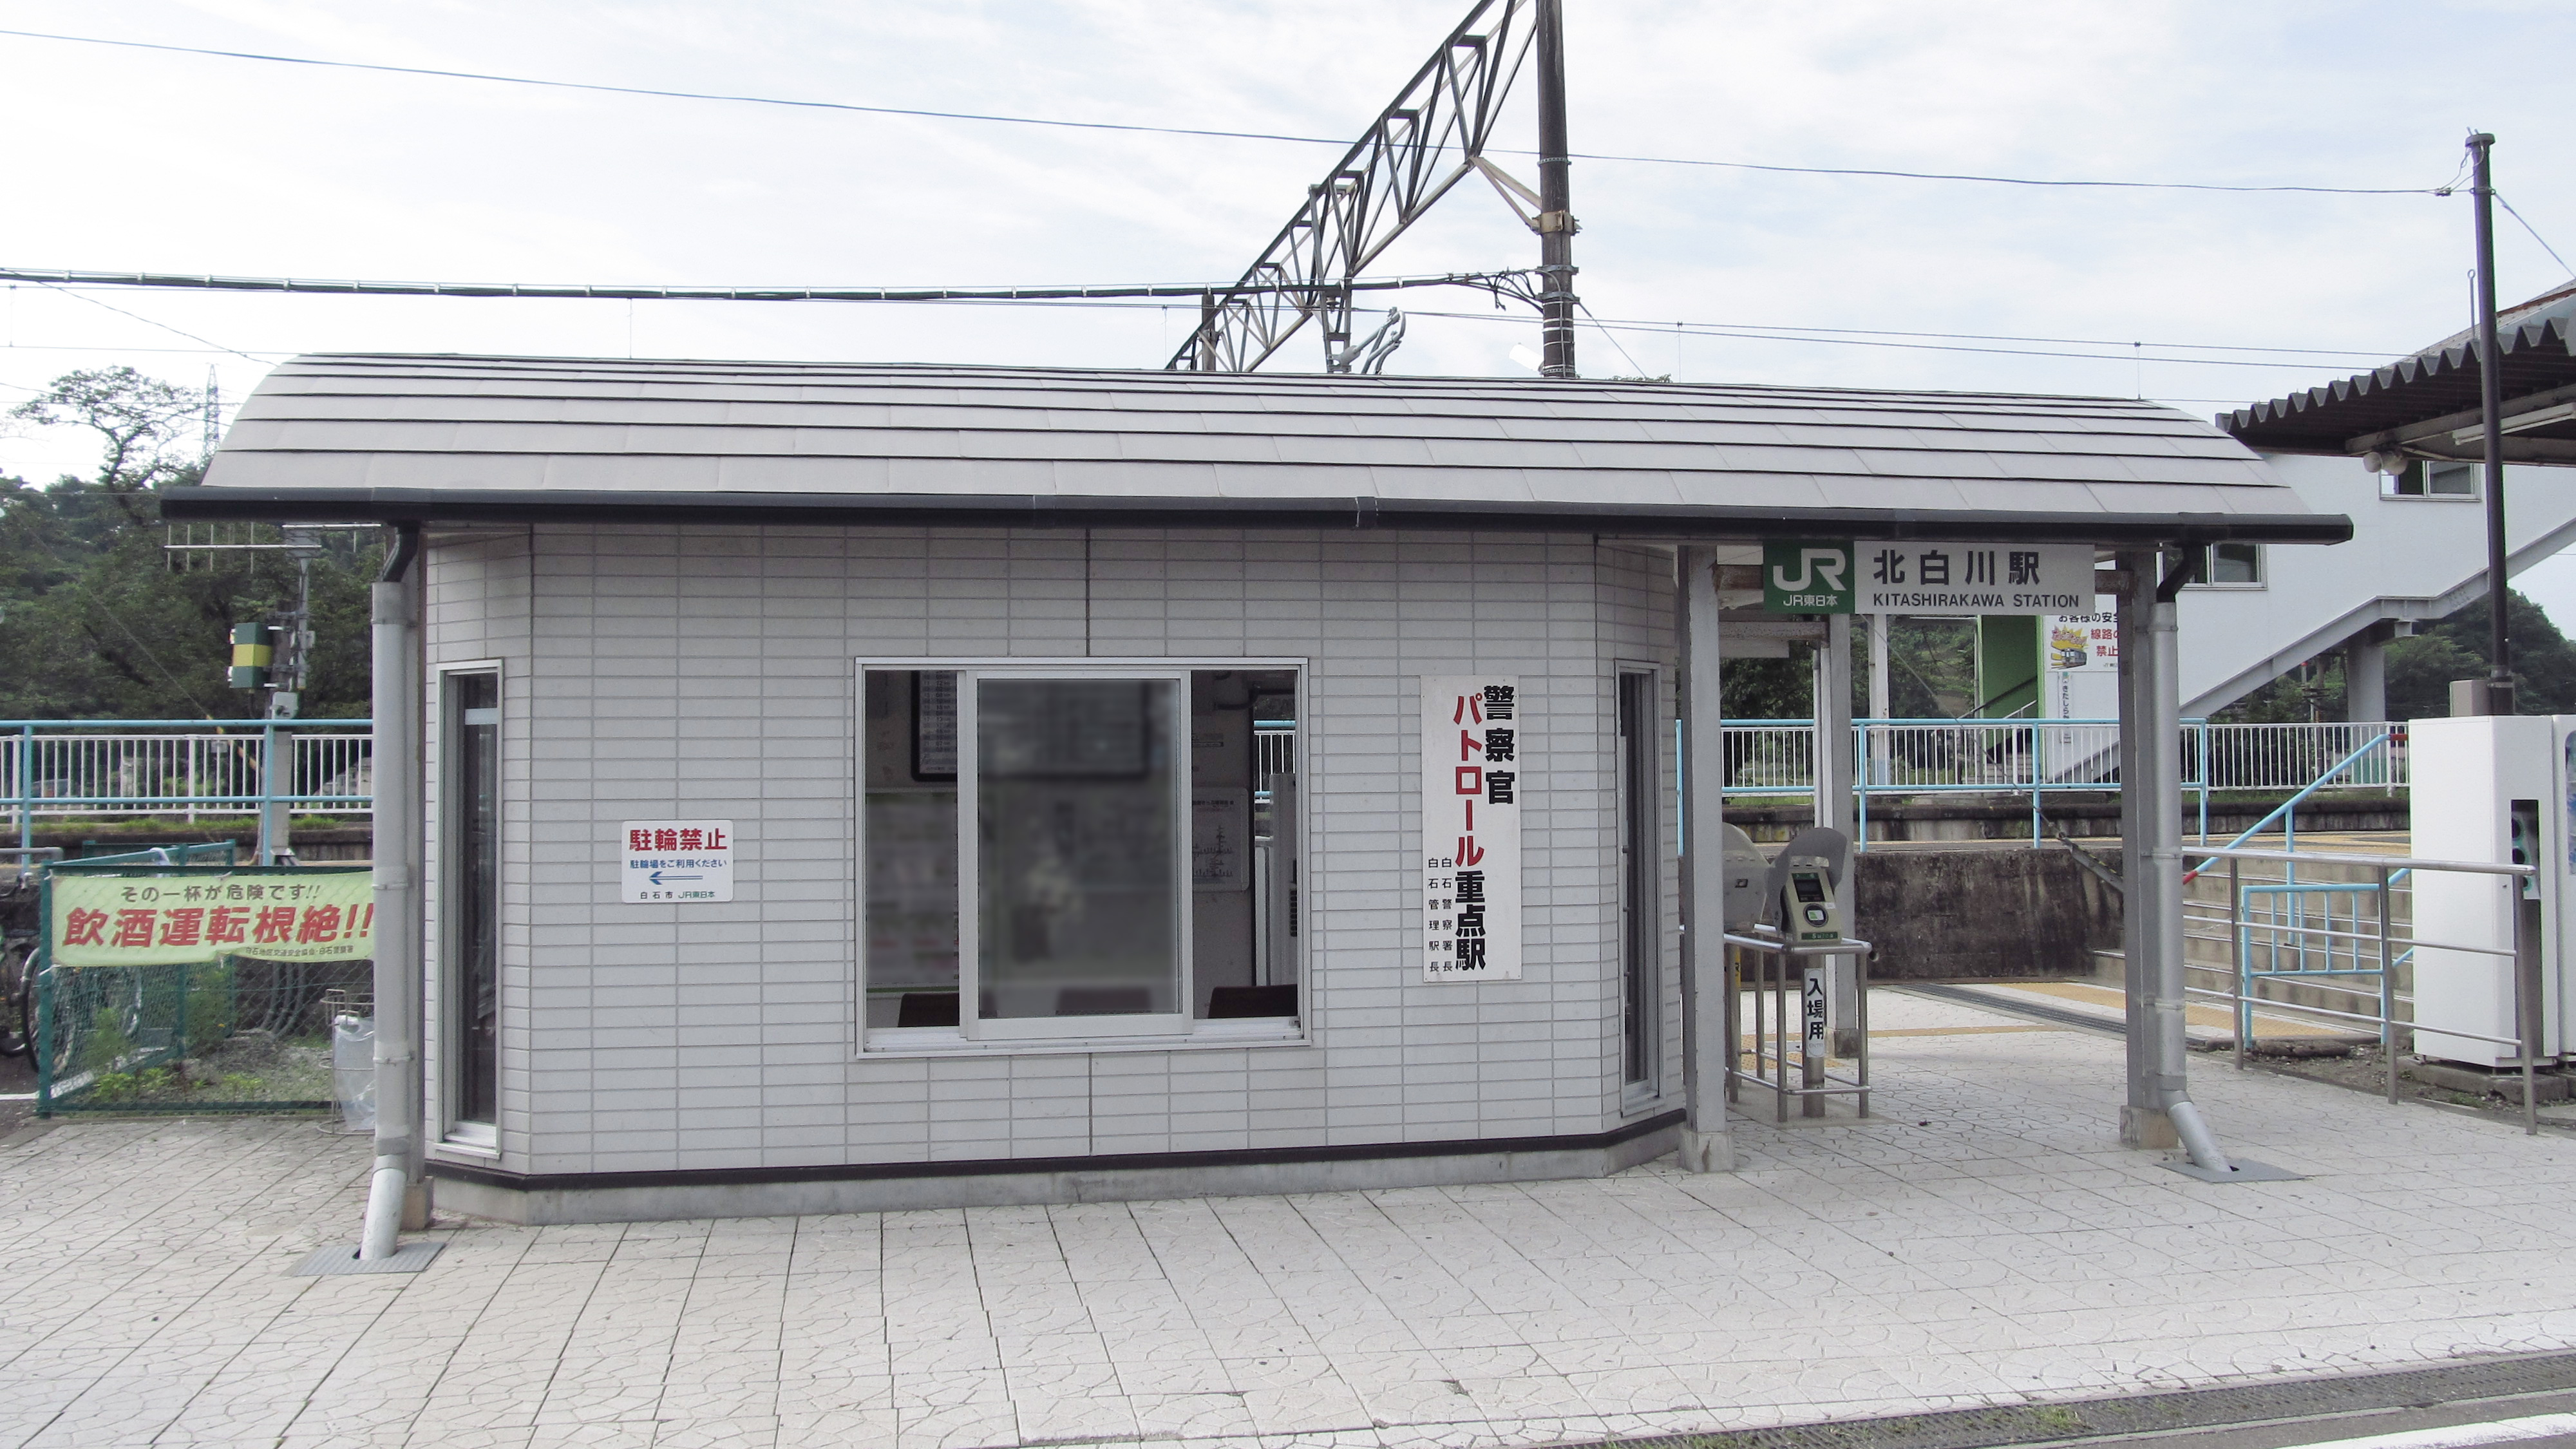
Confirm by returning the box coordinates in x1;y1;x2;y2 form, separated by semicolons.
2184;542;2264;588
2385;460;2478;498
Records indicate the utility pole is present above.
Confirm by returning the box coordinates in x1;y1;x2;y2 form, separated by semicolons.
2469;132;2512;714
1533;0;1578;378
202;367;221;462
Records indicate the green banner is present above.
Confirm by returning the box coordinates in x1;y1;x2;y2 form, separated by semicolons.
50;870;375;967
1761;540;1855;614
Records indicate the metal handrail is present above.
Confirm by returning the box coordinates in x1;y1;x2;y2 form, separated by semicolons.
2183;730;2396;882
2197;845;2541;1134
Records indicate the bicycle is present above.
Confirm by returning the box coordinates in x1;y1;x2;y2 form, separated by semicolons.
0;867;35;1057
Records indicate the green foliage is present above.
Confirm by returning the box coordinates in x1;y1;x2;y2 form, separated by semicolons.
0;368;377;719
2216;588;2576;722
183;961;236;1051
79;1001;133;1075
1721;618;1982;721
2388;589;2576;719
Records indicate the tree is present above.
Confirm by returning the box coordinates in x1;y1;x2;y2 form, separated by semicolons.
2213;587;2576;723
0;368;377;719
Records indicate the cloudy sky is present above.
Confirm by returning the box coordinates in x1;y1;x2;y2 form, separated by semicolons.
3;1;2573;615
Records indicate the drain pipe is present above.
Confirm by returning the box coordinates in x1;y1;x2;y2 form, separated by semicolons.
362;523;424;1259
2146;552;2231;1175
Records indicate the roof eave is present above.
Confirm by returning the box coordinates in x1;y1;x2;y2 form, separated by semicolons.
159;485;2355;547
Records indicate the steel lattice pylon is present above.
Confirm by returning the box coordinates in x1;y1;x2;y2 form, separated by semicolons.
1167;0;1575;377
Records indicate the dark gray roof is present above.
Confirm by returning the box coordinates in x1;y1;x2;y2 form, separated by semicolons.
2221;280;2576;460
169;354;2347;545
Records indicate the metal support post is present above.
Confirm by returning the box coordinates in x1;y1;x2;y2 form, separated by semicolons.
1814;614;1861;1054
2125;551;2231;1171
363;524;429;1255
2116;551;2170;1146
1675;547;1731;1172
2378;863;2399;1104
256;719;283;865
15;723;31;860
1865;612;1891;804
2229;855;2245;1072
1533;0;1578;379
2469;133;2514;715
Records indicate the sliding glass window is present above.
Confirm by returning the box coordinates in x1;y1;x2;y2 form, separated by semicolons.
862;663;1301;1045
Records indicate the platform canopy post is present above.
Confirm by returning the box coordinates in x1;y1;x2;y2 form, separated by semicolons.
1676;545;1732;1173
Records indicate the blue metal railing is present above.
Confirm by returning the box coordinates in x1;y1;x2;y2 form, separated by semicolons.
3;719;374;857
1704;717;2405;851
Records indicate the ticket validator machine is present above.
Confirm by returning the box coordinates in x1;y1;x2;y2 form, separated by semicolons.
1721;824;1873;1120
2409;715;2568;1072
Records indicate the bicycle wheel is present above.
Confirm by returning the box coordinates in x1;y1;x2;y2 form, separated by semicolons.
0;939;30;1057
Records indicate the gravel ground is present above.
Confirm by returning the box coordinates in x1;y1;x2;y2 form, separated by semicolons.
2216;1039;2576;1133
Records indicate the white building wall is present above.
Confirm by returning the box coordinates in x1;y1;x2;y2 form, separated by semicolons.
419;524;1677;1180
2180;455;2576;716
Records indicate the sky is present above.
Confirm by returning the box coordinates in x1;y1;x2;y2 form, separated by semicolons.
4;0;2576;624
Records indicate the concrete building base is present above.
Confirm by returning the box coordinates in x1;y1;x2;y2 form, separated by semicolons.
2121;1104;2180;1150
427;1116;1686;1226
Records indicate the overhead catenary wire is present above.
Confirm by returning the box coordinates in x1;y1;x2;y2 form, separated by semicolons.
1;267;2417;366
24;279;265;363
2497;192;2574;281
1401;308;2412;371
0;266;1527;305
0;27;2455;197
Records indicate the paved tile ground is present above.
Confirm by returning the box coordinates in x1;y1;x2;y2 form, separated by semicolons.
5;991;2574;1449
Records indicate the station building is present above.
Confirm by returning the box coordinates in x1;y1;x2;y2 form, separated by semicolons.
168;355;2347;1224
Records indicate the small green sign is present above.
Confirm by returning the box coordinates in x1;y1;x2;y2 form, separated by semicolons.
1761;540;1855;614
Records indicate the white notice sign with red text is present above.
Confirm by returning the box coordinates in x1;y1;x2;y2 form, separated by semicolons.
621;820;735;904
1422;676;1521;982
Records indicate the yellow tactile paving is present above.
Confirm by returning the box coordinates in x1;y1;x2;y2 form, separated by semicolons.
1982;980;2349;1037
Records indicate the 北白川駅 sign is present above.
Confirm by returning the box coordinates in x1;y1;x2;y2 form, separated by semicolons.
1763;541;2096;614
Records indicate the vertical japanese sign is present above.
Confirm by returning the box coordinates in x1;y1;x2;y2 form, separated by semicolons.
620;820;736;903
1802;967;1829;1057
1423;676;1522;982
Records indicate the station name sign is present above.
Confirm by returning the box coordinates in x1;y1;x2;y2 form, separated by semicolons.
1762;541;2095;614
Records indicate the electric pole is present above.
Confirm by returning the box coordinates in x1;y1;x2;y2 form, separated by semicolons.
2470;132;2512;713
1534;0;1578;378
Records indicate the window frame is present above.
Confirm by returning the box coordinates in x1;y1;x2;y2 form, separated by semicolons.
855;655;1311;1056
435;659;505;1150
959;666;1194;1042
1614;663;1663;1103
2383;459;2480;500
2183;542;2266;590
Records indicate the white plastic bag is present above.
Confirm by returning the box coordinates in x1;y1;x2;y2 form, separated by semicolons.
332;1014;377;1133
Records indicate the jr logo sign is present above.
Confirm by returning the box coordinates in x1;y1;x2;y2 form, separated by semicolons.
1762;540;1855;614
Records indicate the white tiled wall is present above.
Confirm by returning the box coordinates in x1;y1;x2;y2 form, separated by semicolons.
420;525;1681;1176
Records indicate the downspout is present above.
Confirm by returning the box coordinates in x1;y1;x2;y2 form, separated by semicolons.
362;522;424;1258
2149;551;2231;1174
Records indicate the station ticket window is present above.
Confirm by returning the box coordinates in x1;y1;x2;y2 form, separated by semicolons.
860;664;1300;1043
